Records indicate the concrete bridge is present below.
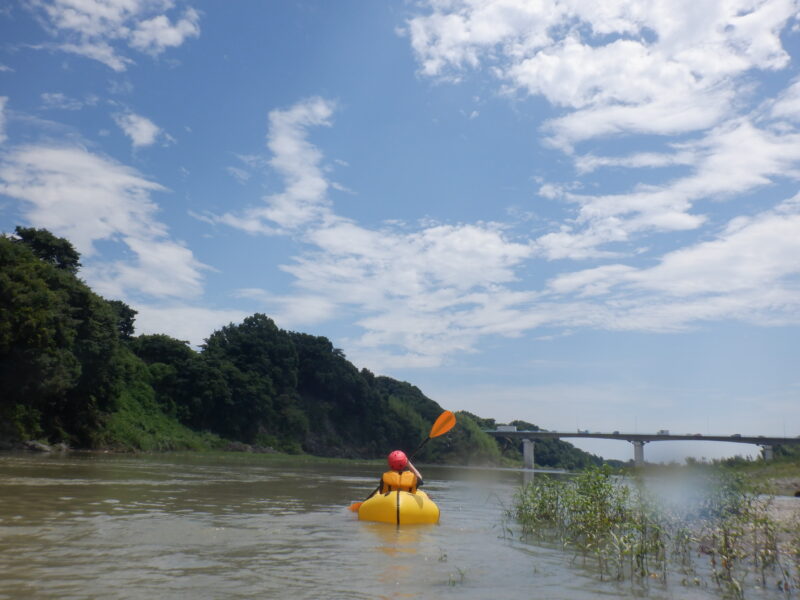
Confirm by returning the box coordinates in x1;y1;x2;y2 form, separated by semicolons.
484;429;800;468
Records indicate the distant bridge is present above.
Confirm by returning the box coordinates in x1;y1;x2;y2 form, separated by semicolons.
484;429;800;468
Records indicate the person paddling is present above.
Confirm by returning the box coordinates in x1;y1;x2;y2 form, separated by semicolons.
348;411;455;515
368;450;423;499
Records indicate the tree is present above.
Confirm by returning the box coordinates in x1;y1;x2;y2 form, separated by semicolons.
14;226;81;274
202;314;301;444
0;231;129;444
108;300;137;340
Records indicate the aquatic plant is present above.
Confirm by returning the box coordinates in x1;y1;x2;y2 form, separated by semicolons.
512;466;798;598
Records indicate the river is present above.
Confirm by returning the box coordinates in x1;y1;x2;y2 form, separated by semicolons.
0;453;796;599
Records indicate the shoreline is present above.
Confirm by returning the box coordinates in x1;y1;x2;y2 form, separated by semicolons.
5;442;800;498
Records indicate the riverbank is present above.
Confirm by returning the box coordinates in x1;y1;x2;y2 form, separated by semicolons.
732;460;800;497
7;439;800;494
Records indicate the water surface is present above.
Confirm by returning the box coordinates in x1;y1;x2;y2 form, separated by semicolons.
0;453;789;599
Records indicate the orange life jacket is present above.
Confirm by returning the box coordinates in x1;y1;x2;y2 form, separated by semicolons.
380;470;418;493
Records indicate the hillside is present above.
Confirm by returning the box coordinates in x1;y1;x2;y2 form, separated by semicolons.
1;226;604;469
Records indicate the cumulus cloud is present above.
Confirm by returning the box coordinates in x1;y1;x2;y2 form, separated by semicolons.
113;111;165;148
406;0;796;148
129;8;200;55
0;144;207;299
29;0;201;71
403;0;800;274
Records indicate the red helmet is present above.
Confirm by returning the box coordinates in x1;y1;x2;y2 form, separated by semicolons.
388;450;408;471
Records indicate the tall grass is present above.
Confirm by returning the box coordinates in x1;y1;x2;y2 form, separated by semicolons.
511;466;800;598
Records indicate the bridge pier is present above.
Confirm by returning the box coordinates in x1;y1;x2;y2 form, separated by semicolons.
761;445;774;461
522;438;535;469
632;440;646;466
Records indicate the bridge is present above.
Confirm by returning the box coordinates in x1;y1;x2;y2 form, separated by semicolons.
484;429;800;468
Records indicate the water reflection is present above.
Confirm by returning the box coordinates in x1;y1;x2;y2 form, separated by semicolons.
366;522;424;556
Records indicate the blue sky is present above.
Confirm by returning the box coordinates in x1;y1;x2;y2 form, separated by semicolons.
2;1;800;462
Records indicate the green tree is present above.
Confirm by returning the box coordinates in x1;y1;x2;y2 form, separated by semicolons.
202;314;301;444
0;231;128;444
108;300;137;340
14;226;81;274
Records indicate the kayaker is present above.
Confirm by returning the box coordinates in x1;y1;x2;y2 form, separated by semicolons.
369;450;423;498
356;450;439;524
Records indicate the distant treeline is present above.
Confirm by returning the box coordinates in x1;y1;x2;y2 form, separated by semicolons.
1;226;607;469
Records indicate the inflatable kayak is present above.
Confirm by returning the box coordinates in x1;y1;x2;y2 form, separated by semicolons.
358;489;439;525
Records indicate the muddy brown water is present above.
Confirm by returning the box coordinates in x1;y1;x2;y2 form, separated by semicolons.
0;453;796;599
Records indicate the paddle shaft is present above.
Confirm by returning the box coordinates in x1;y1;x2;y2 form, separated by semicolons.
408;435;433;460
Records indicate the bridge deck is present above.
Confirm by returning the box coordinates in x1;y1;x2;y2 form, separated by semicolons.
485;431;800;445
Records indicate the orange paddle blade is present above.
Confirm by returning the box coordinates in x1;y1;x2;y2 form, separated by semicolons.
430;410;456;438
349;502;363;512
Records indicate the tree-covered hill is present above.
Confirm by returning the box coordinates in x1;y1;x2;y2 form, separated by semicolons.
1;227;605;469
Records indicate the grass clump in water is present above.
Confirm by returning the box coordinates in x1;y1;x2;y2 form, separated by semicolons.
511;466;800;598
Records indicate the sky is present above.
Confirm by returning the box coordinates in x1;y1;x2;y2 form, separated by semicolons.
1;0;799;463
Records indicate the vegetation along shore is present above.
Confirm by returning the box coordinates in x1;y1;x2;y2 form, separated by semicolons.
511;466;800;598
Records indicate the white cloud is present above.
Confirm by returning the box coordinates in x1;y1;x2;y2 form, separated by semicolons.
214;90;800;369
405;0;800;273
129;8;200;55
234;288;337;327
211;99;544;366
0;144;207;300
89;236;208;299
59;40;133;72
542;93;732;152
407;0;798;149
544;195;800;330
133;305;249;348
212;97;335;233
632;199;800;297
769;77;800;122
310;192;800;365
40;92;84;110
226;166;250;184
534;118;800;260
275;214;541;366
30;0;201;71
574;150;695;174
113;111;165;148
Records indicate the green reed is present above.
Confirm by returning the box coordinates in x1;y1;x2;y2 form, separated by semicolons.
511;466;800;598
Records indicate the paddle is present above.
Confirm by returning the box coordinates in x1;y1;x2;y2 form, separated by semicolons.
348;410;456;512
